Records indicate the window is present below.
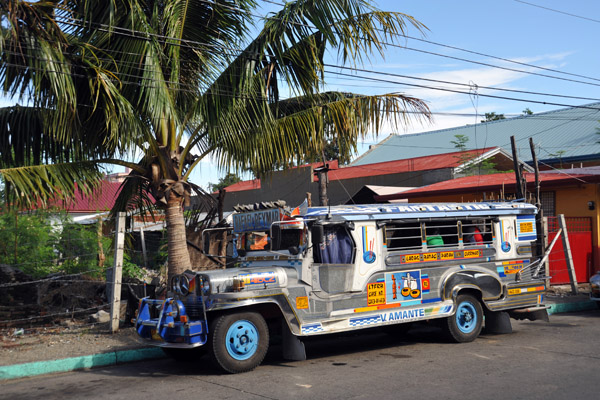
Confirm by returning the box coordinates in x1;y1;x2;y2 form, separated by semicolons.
540;191;556;216
238;231;270;251
384;218;494;252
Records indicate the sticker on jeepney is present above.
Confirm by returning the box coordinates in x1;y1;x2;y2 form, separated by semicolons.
239;271;277;285
463;249;480;258
403;254;421;263
296;296;309;309
367;282;386;306
362;226;377;264
517;215;537;241
385;270;422;303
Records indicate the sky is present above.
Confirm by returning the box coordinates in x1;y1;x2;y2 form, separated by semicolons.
199;0;600;188
3;0;600;190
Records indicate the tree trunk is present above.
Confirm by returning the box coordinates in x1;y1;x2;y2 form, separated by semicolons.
165;192;192;283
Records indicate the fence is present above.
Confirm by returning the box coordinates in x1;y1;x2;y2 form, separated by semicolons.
0;211;164;333
546;216;593;284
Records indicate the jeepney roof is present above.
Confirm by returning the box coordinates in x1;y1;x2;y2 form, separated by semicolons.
305;202;537;221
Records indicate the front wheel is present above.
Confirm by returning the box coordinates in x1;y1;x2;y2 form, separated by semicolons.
442;294;483;343
209;312;269;373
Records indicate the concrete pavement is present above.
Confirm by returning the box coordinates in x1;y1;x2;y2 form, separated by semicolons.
1;291;596;381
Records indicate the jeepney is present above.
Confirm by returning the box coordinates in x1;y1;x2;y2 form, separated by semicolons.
136;201;548;373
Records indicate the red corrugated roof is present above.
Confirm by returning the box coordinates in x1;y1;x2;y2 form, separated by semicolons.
61;181;123;212
376;171;600;201
223;178;261;193
223;149;497;191
327;148;496;181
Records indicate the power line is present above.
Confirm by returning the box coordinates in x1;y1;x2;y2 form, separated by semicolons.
402;34;600;84
7;40;600;115
514;0;600;24
49;4;600;91
323;64;600;102
327;69;600;111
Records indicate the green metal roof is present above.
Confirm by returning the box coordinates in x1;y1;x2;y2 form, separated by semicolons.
352;103;600;166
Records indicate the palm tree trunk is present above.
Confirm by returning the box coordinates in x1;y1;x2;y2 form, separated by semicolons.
165;192;191;282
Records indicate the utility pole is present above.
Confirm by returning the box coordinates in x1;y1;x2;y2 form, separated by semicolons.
529;138;545;261
510;136;525;200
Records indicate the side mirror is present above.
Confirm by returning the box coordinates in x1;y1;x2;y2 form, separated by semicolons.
311;224;324;247
271;224;282;250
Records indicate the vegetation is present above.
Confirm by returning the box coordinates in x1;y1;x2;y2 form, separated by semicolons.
451;134;499;176
481;112;506;122
0;1;431;281
209;173;243;193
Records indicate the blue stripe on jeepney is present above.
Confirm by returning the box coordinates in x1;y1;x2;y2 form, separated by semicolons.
349;315;382;327
422;297;442;304
301;323;324;334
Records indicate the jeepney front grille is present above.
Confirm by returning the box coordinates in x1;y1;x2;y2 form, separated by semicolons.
184;301;206;320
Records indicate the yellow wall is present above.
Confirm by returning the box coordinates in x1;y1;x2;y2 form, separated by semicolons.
405;183;600;274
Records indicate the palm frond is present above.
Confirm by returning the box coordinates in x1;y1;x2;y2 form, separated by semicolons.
0;161;104;209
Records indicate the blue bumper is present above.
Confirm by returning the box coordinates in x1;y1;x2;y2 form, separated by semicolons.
135;298;208;347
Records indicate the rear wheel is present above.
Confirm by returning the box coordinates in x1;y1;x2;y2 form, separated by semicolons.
442;294;483;343
209;312;269;373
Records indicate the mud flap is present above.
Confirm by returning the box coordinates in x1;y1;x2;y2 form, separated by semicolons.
282;320;306;361
508;306;550;322
484;310;512;334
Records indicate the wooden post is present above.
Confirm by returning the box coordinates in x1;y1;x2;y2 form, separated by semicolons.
510;136;524;200
543;216;550;280
110;212;126;333
558;214;578;294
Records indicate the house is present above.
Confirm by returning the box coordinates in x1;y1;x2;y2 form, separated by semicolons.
374;167;600;284
221;147;530;210
353;103;600;170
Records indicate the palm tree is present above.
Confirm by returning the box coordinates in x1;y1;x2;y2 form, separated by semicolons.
0;0;431;280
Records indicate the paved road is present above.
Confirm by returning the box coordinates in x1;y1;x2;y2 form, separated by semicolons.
2;310;599;400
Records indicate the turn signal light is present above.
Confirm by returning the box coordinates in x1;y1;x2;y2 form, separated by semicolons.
180;315;188;323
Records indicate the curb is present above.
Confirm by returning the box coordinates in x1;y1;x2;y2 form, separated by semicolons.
547;299;597;315
0;347;165;381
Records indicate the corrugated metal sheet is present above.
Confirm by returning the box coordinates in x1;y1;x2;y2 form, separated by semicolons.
352;102;600;166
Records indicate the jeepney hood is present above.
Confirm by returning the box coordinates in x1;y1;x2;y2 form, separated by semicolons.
198;266;296;294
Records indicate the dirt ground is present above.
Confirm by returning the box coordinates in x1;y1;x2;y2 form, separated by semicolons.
0;321;148;367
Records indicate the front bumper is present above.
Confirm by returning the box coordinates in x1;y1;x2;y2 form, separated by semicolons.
135;298;208;348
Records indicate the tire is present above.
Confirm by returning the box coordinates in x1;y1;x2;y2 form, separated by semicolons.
442;294;483;343
162;346;207;362
208;312;269;373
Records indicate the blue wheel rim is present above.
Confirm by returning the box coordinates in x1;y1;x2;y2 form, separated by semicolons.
455;301;477;334
225;320;259;360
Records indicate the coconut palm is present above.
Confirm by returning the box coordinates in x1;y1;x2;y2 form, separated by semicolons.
0;0;431;280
